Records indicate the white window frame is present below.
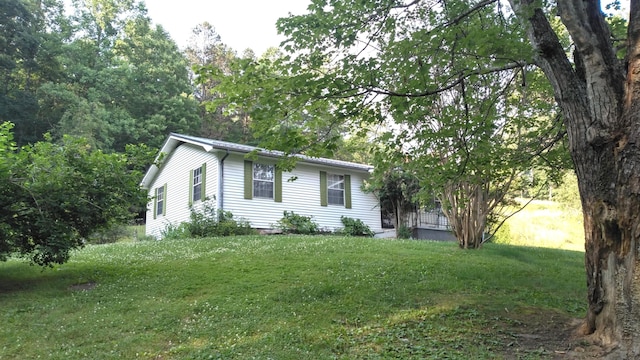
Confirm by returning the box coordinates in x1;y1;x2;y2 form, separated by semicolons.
253;163;274;199
192;166;202;203
155;186;164;216
327;174;345;205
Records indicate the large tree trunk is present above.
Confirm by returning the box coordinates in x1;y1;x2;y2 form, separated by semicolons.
510;0;640;356
441;180;489;249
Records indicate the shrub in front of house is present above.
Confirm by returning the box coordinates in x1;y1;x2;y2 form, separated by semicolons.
162;200;256;239
87;224;132;244
161;222;192;240
397;225;413;239
275;211;320;235
213;209;255;236
339;216;375;237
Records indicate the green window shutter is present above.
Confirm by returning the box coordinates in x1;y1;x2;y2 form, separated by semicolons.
163;183;168;215
275;168;282;202
188;169;194;206
344;174;352;209
244;160;253;199
320;171;327;207
201;163;207;201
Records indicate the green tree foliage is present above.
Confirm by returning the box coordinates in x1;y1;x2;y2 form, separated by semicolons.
207;0;568;248
184;23;254;143
0;122;148;266
2;0;199;151
553;171;581;213
45;0;200;151
198;47;357;161
364;166;419;237
0;0;67;145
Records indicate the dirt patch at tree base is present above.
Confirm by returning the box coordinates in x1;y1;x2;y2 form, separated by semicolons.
497;308;610;359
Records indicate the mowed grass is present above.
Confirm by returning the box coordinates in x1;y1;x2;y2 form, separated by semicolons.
0;235;586;359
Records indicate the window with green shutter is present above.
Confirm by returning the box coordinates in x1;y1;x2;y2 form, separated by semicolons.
154;184;167;219
327;174;345;205
190;164;207;205
245;160;282;201
321;172;351;208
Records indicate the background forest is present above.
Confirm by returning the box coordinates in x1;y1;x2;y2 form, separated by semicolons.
1;0;257;152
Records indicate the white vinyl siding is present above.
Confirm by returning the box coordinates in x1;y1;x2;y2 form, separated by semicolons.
145;144;218;238
145;143;380;238
223;154;380;231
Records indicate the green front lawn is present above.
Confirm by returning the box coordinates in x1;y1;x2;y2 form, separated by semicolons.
0;235;585;359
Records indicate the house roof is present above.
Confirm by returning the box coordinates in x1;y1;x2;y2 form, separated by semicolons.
140;133;373;189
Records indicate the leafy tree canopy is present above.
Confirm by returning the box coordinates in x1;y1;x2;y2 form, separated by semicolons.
206;0;570;247
0;122;150;266
2;0;200;152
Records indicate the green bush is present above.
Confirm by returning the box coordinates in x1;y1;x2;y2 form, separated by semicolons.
215;210;255;236
339;216;375;237
161;200;255;239
161;222;191;240
87;224;131;244
397;225;413;239
275;211;319;235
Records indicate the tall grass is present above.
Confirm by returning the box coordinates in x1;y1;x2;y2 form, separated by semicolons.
0;235;585;359
494;200;585;251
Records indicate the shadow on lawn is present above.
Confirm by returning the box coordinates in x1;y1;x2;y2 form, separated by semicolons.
0;261;92;295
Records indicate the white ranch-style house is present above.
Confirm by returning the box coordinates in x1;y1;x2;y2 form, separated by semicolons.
141;133;383;238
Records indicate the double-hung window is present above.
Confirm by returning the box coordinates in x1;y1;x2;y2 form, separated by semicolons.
154;184;167;219
320;171;351;209
244;160;281;202
190;163;206;204
327;174;345;205
192;166;202;202
156;187;164;216
253;163;274;199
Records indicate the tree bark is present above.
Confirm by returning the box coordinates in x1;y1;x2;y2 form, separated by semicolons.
510;0;640;356
441;180;489;249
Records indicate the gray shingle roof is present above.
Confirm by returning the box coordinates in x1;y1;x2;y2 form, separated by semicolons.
170;133;373;172
141;133;373;188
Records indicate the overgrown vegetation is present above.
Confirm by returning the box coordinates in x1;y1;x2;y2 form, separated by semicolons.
0;124;150;266
274;211;320;234
339;216;374;237
87;225;136;244
0;236;586;359
397;225;413;239
161;200;255;239
493;199;584;252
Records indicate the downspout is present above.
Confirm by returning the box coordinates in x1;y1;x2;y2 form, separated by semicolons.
218;150;230;214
